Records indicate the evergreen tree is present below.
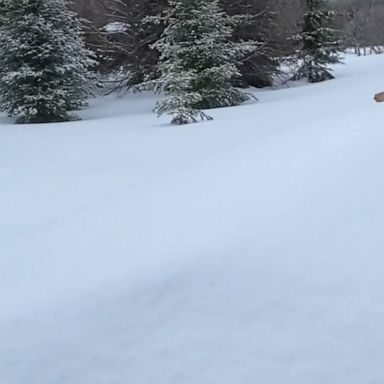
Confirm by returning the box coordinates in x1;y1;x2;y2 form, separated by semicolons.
140;0;256;125
221;0;282;89
293;0;343;83
0;0;95;124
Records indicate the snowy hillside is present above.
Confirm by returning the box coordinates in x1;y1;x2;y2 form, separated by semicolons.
2;54;384;383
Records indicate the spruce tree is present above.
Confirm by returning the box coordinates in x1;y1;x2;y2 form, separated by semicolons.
294;0;343;83
140;0;256;125
0;0;95;124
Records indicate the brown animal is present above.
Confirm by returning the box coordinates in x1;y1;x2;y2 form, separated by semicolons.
374;91;384;103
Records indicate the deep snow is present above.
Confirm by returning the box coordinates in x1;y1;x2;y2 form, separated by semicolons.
2;55;384;384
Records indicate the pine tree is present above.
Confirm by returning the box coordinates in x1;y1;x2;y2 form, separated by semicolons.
0;0;95;124
294;0;343;83
140;0;256;125
221;0;281;89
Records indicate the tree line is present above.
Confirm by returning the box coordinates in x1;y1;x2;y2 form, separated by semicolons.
0;0;376;125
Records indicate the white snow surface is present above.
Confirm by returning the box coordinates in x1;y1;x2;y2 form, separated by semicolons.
2;55;384;383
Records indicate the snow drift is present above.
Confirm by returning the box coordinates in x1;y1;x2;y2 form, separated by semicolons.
1;55;384;384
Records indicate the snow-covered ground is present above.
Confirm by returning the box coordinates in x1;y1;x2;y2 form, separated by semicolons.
2;54;384;384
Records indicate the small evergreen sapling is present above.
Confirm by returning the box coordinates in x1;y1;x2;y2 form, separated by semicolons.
140;0;256;125
294;0;343;83
0;0;95;124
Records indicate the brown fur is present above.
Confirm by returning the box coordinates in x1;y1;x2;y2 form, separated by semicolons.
374;92;384;103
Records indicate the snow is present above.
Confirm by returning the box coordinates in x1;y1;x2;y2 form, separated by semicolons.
102;22;129;34
2;54;384;383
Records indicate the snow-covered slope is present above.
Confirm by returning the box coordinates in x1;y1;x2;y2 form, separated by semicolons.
2;55;384;384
